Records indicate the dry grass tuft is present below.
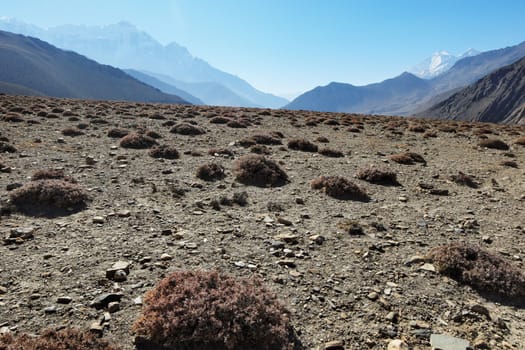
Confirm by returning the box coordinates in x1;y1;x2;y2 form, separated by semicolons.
311;176;369;201
287;138;318;152
356;167;398;186
61;127;84;136
196;162;226;181
0;141;17;153
170;123;206;135
132;270;298;350
149;145;180;159
107;128;130;138
450;172;478;188
120;133;158;149
318;148;344;158
389;152;426;165
478;138;510;150
32;169;77;183
429;243;525;303
233;154;288;187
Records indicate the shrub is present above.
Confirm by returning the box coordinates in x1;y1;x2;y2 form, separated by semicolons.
337;219;364;235
318;148;344;158
0;328;118;350
316;136;329;143
170;123;206;135
287;138;318;152
61;127;84;136
120;133;158;149
450;172;478;188
208;148;234;157
389;152;426;165
0;141;17;153
500;160;518;168
218;191;249;207
250;134;283;145
145;130;162;139
478;138;509;150
514;136;525;146
250;145;271;155
133;270;297;350
429;243;525;302
149;145;180;159
233;154;288;187
311;176;369;201
32;169;77;183
226;120;247;128
408;124;426;133
209;116;232;124
1;113;24;122
107;128;130;138
196;162;226;181
356;167;398;185
10;179;88;215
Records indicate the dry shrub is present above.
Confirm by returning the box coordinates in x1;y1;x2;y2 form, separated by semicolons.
514;137;525;146
356;167;398;186
429;243;525;302
208;148;234;157
0;141;17;153
318;148;344;158
389;152;426;165
423;130;437;138
32;169;77;183
316;136;329;143
149;145;180;159
132;270;298;350
250;145;271;155
226;120;248;128
145;130;162;139
233;154;288;187
478;138;509;150
1;113;24;122
218;191;249;207
500;160;518;168
408;124;426;133
311;176;369;201
287;138;318;152
196;162;226;181
450;172;478;188
170;123;206;135
120;133;158;149
107;128;130;138
10;180;89;215
0;328;118;350
250;134;283;145
209;116;232;124
61;127;84;136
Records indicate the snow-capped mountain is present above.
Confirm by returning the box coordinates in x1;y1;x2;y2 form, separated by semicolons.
409;49;480;79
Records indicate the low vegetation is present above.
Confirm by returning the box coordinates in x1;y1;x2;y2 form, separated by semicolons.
233;154;288;187
356;166;398;185
311;176;369;201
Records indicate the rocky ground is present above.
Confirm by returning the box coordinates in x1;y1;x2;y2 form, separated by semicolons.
0;94;524;349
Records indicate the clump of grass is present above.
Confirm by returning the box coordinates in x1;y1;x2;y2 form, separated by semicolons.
500;160;518;168
311;176;369;201
0;328;119;350
478;138;509;150
107;128;130;138
337;219;364;235
0;141;17;153
428;243;525;303
318;148;344;158
149;145;180;159
226;120;248;128
215;191;249;208
450;172;478;188
170;123;206;135
209;116;232;124
389;152;426;165
287;138;318;152
61;127;84;136
233;154;288;187
196;162;226;181
208;148;234;157
120;133;158;149
356;167;398;186
31;169;77;183
132;270;298;350
250;145;271;155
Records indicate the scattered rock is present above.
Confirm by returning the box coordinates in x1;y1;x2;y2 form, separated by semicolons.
106;261;130;280
430;333;470;350
89;293;123;309
388;339;408;350
321;340;344;350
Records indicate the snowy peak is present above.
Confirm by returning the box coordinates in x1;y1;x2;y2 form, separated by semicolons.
409;49;479;79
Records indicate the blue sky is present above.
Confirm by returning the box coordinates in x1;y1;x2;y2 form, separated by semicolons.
2;0;525;97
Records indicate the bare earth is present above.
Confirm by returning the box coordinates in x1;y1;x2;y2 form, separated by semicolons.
1;95;524;349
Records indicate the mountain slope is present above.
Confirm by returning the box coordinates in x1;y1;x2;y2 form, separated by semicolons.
409;49;479;79
418;56;525;124
0;19;288;108
0;30;189;104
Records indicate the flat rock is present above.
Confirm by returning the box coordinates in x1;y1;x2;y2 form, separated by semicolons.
388;339;408;350
90;293;123;309
430;333;470;350
106;261;130;280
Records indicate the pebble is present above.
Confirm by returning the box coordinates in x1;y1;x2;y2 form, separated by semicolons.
367;291;379;301
133;296;143;305
107;301;120;313
113;270;128;282
117;210;131;217
56;296;72;304
321;340;344;350
92;216;105;224
89;322;104;336
90;293;123;309
276;259;296;267
387;339;408;350
430;333;470;350
419;263;436;272
0;286;7;294
43;306;57;314
398;196;408;202
274;233;299;244
106;261;130;280
404;255;428;266
160;253;173;261
309;234;325;245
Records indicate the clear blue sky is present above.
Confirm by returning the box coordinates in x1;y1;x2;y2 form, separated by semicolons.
2;0;525;97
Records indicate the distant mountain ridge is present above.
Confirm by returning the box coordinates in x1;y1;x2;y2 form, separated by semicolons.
418;56;525;124
408;49;479;79
0;30;188;104
0;18;288;108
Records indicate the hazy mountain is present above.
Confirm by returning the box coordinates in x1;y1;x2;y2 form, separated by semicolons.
409;49;479;79
0;18;288;108
418;56;525;124
124;69;203;105
0;30;188;104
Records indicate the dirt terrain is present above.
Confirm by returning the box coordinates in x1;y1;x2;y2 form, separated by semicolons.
1;94;524;349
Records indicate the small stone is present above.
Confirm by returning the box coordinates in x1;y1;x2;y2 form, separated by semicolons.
419;263;436;272
398;196;408;202
405;254;428;265
43;306;57;314
430;334;470;350
92;216;105;224
387;339;408;350
160;253;173;261
274;233;300;244
0;286;7;294
295;197;305;205
309;234;325;245
470;304;491;319
90;293;123;309
117;210;131;217
106;261;130;280
386;311;398;322
133;296;143;305
234;261;246;268
322;340;344;350
276;259;296;267
56;296;72;304
367;291;379;301
113;270;127;282
90;322;104;336
277;217;293;226
107;301;120;313
481;235;493;244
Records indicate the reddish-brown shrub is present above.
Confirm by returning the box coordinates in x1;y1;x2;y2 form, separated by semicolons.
429;243;525;302
61;127;84;136
0;328;118;350
107;128;130;138
233;154;288;187
1;113;24;122
408;124;426;133
500;160;518;168
132;270;297;350
356;167;398;185
250;134;283;145
316;136;329;143
208;148;234;157
514;136;525;146
450;172;478;188
145;130;162;139
389;152;426;165
311;176;369;201
0;141;17;153
170;123;206;135
196;162;226;181
32;169;77;183
250;145;271;155
317;148;344;157
209;116;232;124
287;138;318;152
478;138;509;150
226;120;247;128
120;133;158;149
149;145;180;159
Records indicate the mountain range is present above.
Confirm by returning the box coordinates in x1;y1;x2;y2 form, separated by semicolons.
408;49;479;79
0;18;288;108
0;30;188;104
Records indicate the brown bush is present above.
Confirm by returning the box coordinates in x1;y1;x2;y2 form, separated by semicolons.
120;133;158;149
287;138;318;152
356;167;398;185
316;136;329;143
209;116;232;124
61;127;84;136
1;113;24;122
500;160;518;168
132;270;298;350
208;148;234;157
514;136;525;146
311;176;369;201
145;130;162;139
389;152;426;165
107;128;130;138
0;141;17;153
450;172;478;188
149;145;180;159
233;154;288;187
217;191;249;207
32;169;77;183
478;138;509;150
0;327;119;350
429;243;525;302
226;120;248;128
250;134;283;145
250;144;271;155
318;148;344;157
10;179;89;215
196;162;226;181
408;124;426;133
170;123;206;135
